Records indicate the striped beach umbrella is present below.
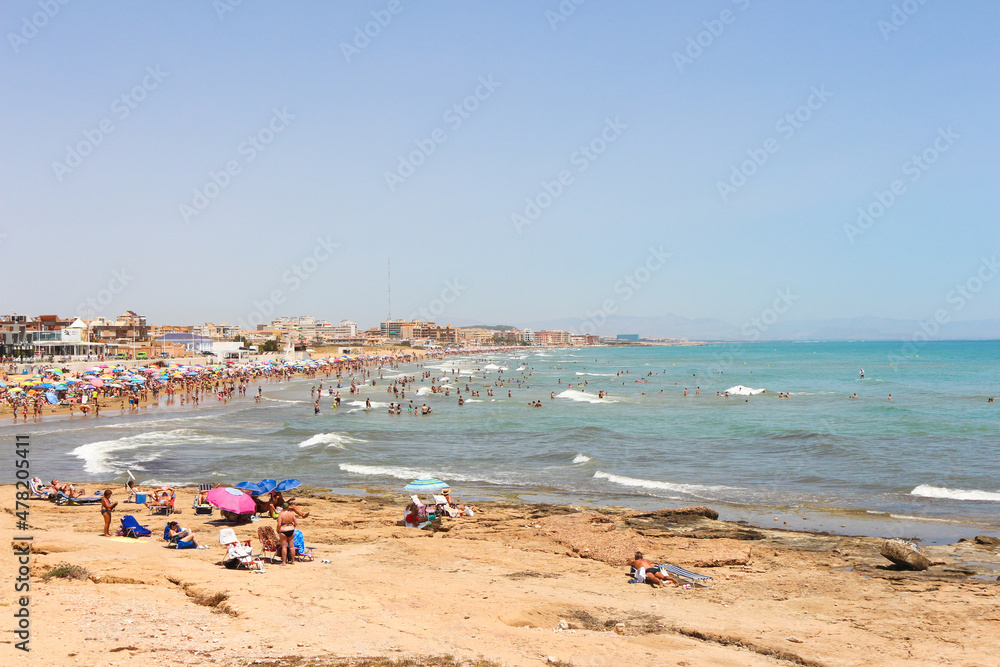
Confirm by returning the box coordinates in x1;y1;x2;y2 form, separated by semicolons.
403;477;450;493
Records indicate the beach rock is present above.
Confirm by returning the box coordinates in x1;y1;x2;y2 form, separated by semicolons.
974;536;1000;546
614;622;626;635
880;539;931;570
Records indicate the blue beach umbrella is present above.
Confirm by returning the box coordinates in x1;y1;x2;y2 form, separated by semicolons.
275;478;301;492
257;479;277;494
234;481;265;495
403;477;450;493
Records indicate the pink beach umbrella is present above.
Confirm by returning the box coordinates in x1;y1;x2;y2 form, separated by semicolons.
89;378;104;387
206;487;256;514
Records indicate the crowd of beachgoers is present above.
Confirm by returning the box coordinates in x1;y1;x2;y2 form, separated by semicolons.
1;346;512;421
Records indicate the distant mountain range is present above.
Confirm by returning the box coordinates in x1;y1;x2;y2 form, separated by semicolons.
447;316;1000;341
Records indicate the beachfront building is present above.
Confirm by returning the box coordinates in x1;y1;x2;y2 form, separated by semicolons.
330;320;358;338
521;328;536;345
0;315;33;358
535;330;573;346
267;316;336;344
380;319;415;339
570;334;601;346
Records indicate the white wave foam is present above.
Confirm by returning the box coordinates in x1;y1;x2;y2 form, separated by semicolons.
575;372;614;377
298;432;367;449
263;397;307;404
724;385;766;396
71;429;244;475
594;471;729;499
416;387;432;396
346;400;390;408
464;399;483;403
339;463;434;479
889;514;963;523
556;389;616;404
910;484;1000;502
573;454;592;464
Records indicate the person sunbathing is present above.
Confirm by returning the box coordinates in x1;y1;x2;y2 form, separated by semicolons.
31;477;54;497
125;480;143;501
145;487;174;509
51;479;86;497
627;552;673;587
269;491;309;518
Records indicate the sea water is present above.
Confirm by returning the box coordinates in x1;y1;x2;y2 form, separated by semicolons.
8;341;999;541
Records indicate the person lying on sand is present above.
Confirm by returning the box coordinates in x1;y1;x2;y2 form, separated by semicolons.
627;552;674;587
51;479;86;497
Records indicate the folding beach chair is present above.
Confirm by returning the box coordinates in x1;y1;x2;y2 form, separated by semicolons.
120;515;151;538
432;494;461;518
293;529;315;562
258;525;280;563
193;483;215;516
148;491;175;516
29;479;54;500
219;528;264;571
658;564;714;589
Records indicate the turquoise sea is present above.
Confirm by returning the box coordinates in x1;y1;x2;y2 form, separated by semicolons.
9;341;999;542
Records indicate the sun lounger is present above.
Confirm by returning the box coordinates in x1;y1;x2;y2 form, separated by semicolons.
658;564;714;588
54;491;102;505
120;515;151;538
193;483;215;515
28;479;55;500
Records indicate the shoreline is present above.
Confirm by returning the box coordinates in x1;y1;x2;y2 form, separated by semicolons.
5;483;999;666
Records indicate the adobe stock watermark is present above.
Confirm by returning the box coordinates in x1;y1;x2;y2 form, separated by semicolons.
409;278;467;322
236;235;339;330
546;0;587;31
511;117;627;234
75;267;135;318
52;65;168;183
707;287;798;375
844;127;958;244
575;246;671;336
384;75;501;192
878;0;931;40
887;255;998;369
213;0;244;21
179;107;295;224
672;0;752;73
717;85;832;202
7;0;71;54
340;0;411;63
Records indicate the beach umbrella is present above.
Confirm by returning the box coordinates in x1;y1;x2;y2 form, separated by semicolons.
274;478;301;492
206;487;256;514
257;479;277;494
403;477;450;493
234;481;265;495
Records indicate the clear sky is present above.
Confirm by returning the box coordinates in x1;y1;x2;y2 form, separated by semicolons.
2;1;997;331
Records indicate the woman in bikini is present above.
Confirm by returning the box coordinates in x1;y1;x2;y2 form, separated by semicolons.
100;489;117;536
276;503;298;565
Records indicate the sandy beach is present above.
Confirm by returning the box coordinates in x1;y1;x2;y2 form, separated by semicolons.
4;483;999;667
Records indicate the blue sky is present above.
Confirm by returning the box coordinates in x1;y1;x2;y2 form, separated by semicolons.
2;1;997;331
